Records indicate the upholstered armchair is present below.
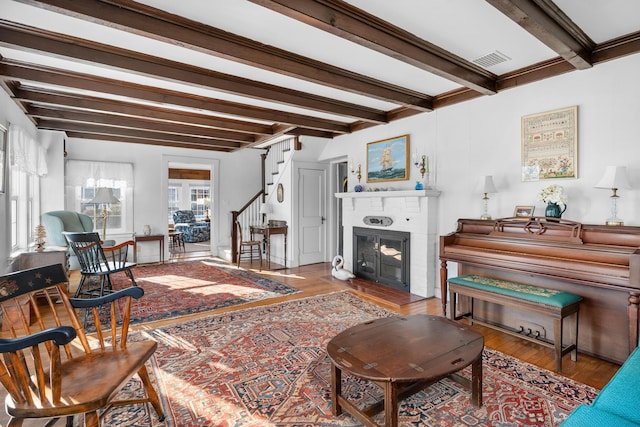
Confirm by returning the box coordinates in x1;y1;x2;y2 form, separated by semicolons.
42;210;94;269
172;210;210;243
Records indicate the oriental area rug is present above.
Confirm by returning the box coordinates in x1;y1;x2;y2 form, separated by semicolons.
109;258;299;324
103;291;598;427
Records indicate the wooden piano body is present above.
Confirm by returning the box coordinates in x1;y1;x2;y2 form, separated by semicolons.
440;217;640;364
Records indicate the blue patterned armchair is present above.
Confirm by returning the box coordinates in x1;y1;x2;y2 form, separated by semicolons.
172;210;210;243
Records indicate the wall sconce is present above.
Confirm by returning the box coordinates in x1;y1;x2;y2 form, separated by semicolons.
479;175;498;220
595;165;631;226
90;187;120;239
413;154;429;178
350;161;362;183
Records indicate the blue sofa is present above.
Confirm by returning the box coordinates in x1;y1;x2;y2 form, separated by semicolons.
172;210;210;243
561;346;640;426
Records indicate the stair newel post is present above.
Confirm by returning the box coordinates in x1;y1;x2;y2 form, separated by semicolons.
231;210;239;263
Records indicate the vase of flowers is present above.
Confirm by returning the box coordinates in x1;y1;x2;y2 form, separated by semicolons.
538;184;567;219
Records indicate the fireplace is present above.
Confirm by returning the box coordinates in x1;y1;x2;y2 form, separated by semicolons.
335;189;440;297
353;227;410;291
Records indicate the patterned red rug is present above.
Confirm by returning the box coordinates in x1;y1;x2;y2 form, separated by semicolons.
109;258;299;324
104;291;597;426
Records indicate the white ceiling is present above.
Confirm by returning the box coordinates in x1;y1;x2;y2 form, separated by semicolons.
1;0;639;152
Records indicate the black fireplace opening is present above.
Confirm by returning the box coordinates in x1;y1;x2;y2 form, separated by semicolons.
352;227;410;292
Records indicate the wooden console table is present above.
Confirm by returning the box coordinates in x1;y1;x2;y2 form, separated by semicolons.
134;234;164;264
250;225;287;270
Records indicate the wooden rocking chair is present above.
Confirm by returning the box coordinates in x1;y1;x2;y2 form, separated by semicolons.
0;264;165;426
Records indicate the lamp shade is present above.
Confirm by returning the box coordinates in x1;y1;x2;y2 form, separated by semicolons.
259;202;272;214
481;175;497;193
595;166;631;190
90;187;120;204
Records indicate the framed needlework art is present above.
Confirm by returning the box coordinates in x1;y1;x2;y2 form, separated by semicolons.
521;106;578;182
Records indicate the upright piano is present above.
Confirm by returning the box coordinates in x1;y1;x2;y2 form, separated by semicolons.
440;217;640;363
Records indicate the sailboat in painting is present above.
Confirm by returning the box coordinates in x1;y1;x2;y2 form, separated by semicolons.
380;147;394;173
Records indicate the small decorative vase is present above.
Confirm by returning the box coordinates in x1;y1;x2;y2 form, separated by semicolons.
415;181;423;190
354;184;364;192
545;202;566;219
34;224;46;252
143;224;151;235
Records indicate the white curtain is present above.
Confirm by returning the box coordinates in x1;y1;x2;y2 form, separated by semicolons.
64;160;134;187
9;124;47;176
65;159;134;234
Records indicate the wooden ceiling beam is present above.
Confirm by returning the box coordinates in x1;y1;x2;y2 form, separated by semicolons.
0;58;351;134
0;19;387;123
249;0;497;95
37;119;244;149
485;0;594;70
15;87;275;135
17;0;433;111
26;105;258;143
592;31;640;64
65;131;234;152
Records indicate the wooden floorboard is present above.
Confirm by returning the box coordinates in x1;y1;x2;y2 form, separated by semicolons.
53;254;624;391
227;258;620;390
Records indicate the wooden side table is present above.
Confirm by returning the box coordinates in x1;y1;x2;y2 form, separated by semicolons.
134;234;164;264
12;247;70;277
7;247;70;331
250;225;287;270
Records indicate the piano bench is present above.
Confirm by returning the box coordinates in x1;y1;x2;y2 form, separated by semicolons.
448;274;582;373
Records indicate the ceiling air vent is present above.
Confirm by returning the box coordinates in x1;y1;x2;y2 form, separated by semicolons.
472;51;511;68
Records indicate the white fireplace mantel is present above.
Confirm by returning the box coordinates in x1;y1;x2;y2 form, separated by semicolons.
336;189;440;297
335;189;441;213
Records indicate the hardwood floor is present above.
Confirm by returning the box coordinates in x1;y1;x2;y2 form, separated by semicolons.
0;255;621;426
226;258;620;390
85;253;621;390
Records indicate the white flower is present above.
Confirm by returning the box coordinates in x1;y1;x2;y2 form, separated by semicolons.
537;184;567;208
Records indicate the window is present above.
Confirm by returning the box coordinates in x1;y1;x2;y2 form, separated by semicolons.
190;185;210;220
168;185;181;223
8;125;44;252
65;160;134;236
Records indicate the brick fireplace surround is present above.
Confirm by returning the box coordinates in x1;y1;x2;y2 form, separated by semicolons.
335;190;441;298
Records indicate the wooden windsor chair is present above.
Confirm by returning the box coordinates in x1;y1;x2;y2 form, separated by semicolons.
63;232;137;298
0;264;165;426
235;220;262;269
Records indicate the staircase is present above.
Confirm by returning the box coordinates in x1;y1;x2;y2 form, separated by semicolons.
229;137;297;263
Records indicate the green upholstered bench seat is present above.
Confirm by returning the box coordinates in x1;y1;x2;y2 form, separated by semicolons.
447;275;583;308
562;346;640;426
448;274;582;373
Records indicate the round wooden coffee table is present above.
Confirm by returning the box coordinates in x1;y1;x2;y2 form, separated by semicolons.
327;314;484;427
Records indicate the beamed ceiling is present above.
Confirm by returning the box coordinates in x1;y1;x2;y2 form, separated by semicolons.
1;0;639;152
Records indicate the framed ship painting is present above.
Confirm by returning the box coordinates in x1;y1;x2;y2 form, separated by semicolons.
366;134;410;183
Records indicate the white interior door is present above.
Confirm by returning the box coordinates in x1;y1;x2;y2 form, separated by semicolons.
297;166;327;265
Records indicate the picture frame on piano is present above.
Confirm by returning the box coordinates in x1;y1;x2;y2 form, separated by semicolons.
514;205;535;218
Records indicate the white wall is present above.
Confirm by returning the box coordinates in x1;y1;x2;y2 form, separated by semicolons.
320;53;640;294
321;53;640;228
2;53;639;275
42;138;262;262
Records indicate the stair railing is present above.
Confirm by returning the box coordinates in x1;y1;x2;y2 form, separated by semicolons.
230;137;297;263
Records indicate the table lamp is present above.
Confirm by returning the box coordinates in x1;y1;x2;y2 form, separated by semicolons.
480;175;498;220
259;202;272;226
595;166;631;226
90;187;120;239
